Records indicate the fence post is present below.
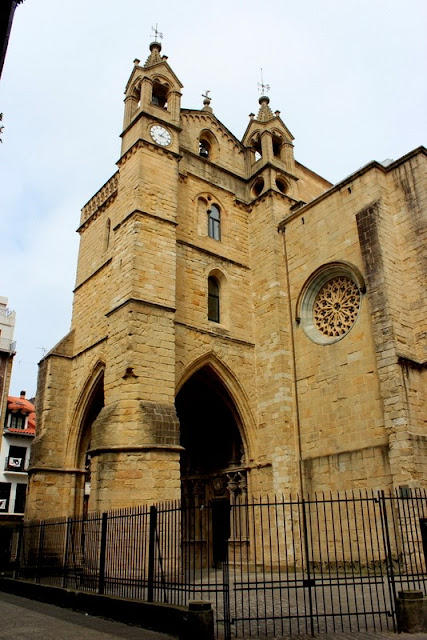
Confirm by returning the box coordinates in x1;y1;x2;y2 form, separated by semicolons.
62;517;72;589
98;512;108;595
300;498;315;636
222;553;231;640
13;523;23;579
147;505;157;602
36;521;45;584
379;490;397;629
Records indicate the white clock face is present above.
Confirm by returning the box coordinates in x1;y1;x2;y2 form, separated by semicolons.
150;125;172;147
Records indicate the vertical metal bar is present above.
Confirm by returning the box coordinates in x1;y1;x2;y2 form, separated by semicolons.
62;517;71;589
378;490;397;631
36;521;45;584
13;523;23;579
274;495;284;637
337;493;352;631
285;494;293;636
147;505;157;602
223;548;231;640
259;495;268;636
344;490;359;630
297;494;305;635
306;494;318;633
353;490;368;630
321;492;335;632
252;496;260;636
98;512;108;595
301;497;315;637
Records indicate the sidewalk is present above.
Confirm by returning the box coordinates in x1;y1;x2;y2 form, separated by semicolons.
1;590;427;640
0;591;177;639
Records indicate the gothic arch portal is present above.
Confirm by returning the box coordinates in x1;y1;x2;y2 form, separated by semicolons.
176;356;256;505
68;362;105;514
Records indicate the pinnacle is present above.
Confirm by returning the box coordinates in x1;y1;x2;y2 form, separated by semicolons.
144;41;163;68
257;95;274;122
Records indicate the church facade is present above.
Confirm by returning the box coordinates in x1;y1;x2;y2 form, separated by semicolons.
27;42;426;520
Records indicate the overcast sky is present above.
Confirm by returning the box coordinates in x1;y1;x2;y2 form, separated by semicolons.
1;0;426;398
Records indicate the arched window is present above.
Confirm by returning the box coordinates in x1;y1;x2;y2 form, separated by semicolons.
207;204;221;241
199;139;210;158
104;218;111;251
208;276;220;323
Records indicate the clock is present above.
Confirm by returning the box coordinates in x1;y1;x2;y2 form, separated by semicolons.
150;125;172;147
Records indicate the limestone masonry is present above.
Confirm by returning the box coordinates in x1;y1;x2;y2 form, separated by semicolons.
26;41;427;520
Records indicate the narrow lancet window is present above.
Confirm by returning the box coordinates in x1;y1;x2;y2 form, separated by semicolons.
208;277;220;322
207;204;221;241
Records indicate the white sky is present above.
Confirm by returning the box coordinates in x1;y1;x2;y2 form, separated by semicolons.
1;0;426;398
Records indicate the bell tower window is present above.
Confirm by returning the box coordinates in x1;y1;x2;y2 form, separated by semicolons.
207;204;221;241
198;130;217;161
199;139;210;158
251;135;262;162
151;80;169;109
208;277;220;323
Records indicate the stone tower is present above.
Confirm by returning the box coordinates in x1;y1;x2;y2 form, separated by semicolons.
27;41;427;521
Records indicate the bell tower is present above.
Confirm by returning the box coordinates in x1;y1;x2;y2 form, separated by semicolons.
120;40;182;156
28;40;186;517
80;40;186;511
242;94;297;199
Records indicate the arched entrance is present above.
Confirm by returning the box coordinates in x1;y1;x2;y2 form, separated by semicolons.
175;366;247;564
75;372;104;515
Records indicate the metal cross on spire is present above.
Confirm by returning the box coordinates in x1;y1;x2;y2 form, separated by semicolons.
257;68;270;96
151;23;163;42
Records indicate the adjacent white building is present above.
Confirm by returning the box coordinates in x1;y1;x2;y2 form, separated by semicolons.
0;298;36;567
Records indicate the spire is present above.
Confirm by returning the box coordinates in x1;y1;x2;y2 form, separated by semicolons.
144;24;164;67
256;68;274;121
257;95;274;122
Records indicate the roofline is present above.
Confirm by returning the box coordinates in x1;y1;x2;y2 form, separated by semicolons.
294;160;332;188
279;146;427;230
181;108;245;150
241;113;294;144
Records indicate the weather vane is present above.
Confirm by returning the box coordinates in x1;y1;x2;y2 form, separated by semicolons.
151;23;163;42
202;90;211;100
257;68;270;96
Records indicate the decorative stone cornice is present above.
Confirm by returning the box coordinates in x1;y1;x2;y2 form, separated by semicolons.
181;110;244;151
80;172;119;225
177;239;250;270
117;137;181;167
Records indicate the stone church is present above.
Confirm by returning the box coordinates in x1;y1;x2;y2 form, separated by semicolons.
27;41;426;521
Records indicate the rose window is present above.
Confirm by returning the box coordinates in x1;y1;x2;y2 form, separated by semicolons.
313;276;360;338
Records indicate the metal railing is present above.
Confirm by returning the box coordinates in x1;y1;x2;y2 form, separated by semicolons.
15;489;427;638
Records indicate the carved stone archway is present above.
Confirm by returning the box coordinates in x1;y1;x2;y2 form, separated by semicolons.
175;365;248;565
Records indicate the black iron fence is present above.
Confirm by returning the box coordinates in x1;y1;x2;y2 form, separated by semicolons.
15;489;427;638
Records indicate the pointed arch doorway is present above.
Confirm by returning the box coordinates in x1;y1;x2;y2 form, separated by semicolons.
75;371;104;515
175;365;248;565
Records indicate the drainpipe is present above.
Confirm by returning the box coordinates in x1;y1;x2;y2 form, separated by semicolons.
280;227;304;498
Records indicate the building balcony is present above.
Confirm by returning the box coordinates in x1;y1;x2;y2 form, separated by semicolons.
4;456;28;473
0;337;16;353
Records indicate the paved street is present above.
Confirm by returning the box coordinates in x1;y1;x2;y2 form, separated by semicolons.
1;590;427;640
